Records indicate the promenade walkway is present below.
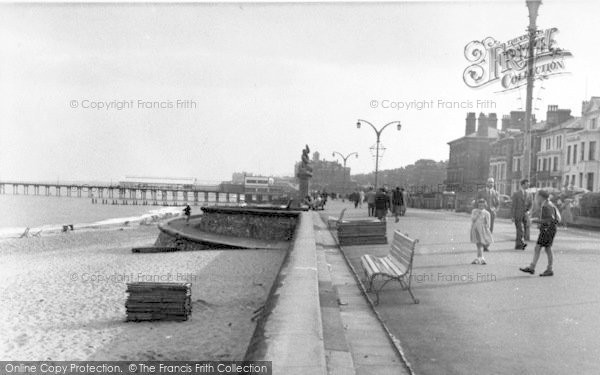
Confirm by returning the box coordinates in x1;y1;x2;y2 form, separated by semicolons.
321;200;600;375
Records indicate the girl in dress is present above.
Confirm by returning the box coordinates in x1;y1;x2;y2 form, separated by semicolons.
470;199;493;265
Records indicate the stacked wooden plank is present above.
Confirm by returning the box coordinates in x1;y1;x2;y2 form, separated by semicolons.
337;220;387;246
126;282;192;321
131;246;180;253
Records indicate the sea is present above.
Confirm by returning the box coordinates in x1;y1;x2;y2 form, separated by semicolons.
0;194;184;238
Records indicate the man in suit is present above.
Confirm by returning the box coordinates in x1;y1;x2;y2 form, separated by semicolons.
477;178;500;252
511;179;532;250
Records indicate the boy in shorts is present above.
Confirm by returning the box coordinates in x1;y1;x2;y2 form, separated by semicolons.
519;190;560;277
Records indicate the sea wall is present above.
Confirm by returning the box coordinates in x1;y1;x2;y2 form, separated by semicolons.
195;207;298;241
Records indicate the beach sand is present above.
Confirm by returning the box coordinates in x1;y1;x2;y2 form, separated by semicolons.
0;225;286;360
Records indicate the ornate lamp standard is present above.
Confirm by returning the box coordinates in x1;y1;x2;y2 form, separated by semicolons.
356;119;401;189
523;0;542;183
332;151;358;201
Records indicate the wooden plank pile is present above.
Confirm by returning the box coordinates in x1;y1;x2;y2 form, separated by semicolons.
131;246;180;253
337;220;387;246
126;282;192;322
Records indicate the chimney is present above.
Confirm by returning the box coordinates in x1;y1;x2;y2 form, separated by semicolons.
546;105;572;125
465;112;476;135
510;111;526;130
477;113;488;137
488;113;498;129
501;115;510;131
582;100;590;116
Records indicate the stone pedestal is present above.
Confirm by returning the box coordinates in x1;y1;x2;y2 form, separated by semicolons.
296;171;312;206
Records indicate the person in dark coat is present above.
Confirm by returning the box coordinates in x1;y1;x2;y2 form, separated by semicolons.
374;188;388;221
183;204;191;224
511;179;532;250
392;187;404;222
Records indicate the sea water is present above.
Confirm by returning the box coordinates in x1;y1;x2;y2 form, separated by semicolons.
0;194;185;238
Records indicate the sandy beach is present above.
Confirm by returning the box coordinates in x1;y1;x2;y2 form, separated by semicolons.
0;225;286;361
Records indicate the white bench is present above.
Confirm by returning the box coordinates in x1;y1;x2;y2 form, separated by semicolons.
327;208;347;230
361;230;419;305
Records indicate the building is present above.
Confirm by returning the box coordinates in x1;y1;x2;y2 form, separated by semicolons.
446;112;500;208
563;97;600;191
535;106;581;189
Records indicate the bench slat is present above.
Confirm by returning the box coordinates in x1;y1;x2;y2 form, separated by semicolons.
393;232;418;250
390;244;412;268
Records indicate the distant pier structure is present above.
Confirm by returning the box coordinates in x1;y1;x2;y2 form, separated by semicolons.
0;176;287;206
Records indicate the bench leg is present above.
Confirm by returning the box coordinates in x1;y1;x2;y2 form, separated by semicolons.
408;287;419;304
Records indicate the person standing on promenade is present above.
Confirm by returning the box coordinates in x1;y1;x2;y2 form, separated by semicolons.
400;188;408;216
366;187;376;217
470;199;492;265
519;190;560;277
183;204;191;224
477;178;499;239
511;179;532;250
374;188;388;221
392;187;404;223
359;190;365;208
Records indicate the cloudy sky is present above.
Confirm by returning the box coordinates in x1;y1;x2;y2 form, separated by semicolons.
1;0;598;183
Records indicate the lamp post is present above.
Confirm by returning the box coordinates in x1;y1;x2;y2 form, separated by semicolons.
523;0;542;183
332;151;358;201
356;119;402;189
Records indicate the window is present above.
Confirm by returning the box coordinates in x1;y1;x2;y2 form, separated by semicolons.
567;145;571;165
571;175;576;187
581;142;585;161
543;158;547;171
557;135;562;149
546;138;551;150
574;145;578;164
588;173;594;191
553;156;558;171
516;157;521;172
590;141;597;161
579;173;583;188
538;158;541;171
591;118;597;130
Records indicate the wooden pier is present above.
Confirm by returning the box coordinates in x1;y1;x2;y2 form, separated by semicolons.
0;180;286;205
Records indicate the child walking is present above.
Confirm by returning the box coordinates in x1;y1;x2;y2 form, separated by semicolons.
520;190;560;277
470;199;493;265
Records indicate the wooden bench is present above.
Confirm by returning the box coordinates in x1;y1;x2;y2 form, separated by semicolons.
361;230;419;305
327;208;347;229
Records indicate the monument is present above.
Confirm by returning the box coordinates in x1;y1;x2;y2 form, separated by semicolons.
296;145;313;202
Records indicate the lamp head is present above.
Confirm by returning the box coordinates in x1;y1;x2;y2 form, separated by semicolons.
396;123;402;131
526;0;542;27
355;153;359;158
356;121;361;129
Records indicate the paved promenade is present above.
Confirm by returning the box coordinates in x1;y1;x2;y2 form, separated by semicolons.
321;200;600;375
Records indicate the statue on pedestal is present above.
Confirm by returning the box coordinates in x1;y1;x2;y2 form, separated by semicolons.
298;144;313;178
296;145;313;206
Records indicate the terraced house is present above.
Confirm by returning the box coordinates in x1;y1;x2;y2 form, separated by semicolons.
564;97;600;191
535;105;580;189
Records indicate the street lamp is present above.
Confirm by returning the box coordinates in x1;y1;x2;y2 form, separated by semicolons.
332;151;358;201
356;119;401;189
523;0;542;183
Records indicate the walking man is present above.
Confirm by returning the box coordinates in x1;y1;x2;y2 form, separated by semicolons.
366;187;376;217
392;186;404;223
511;179;532;250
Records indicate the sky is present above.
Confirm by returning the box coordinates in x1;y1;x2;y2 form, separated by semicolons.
1;0;599;184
